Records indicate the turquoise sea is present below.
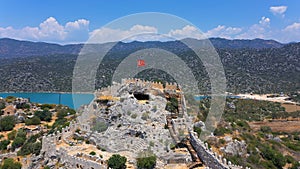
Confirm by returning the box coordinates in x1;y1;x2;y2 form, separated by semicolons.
194;95;240;101
0;93;94;109
0;93;240;109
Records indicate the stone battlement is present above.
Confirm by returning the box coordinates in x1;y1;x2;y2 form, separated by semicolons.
122;78;179;91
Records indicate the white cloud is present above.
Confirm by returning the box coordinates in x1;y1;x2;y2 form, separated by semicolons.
280;22;300;42
0;17;90;43
90;25;243;43
284;22;300;31
89;25;158;43
270;6;287;17
205;25;242;39
1;15;300;44
38;17;66;40
236;17;271;39
259;16;270;26
168;25;205;39
129;25;157;33
65;19;89;30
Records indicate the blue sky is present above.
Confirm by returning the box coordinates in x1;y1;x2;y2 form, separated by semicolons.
1;0;300;43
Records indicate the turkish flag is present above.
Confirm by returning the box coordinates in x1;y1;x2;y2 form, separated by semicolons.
137;59;146;67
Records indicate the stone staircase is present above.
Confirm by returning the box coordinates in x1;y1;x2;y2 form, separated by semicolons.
131;139;148;152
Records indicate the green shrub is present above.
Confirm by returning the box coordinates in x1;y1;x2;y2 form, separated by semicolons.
0;116;16;131
247;154;260;164
260;126;272;133
165;97;178;113
7;130;17;140
193;126;202;137
108;154;127;169
260;144;286;168
137;155;157;169
0;140;10;150
1;158;22;169
89;151;96;156
25;116;41;125
34;110;52;122
169;143;176;150
284;141;300;151
285;155;296;164
40;104;55;110
56;107;76;119
213;127;231;136
11;129;27;150
18;142;42;156
236;120;250;130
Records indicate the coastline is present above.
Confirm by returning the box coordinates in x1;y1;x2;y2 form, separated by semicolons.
0;91;94;94
0;92;95;109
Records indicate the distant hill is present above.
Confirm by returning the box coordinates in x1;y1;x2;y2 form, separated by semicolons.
0;38;284;58
0;38;82;58
0;38;298;94
208;38;284;49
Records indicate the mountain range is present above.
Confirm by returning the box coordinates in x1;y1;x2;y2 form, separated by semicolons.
0;38;298;94
0;37;284;58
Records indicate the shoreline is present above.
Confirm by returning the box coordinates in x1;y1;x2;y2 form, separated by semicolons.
0;91;94;94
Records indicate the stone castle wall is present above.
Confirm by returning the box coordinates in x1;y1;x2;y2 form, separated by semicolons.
41;121;106;169
59;148;105;169
189;131;248;169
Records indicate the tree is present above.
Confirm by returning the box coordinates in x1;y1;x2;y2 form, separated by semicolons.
16;103;30;109
16;129;27;138
137;155;157;169
0;140;10;150
56;107;76;119
107;154;127;169
0;116;16;131
25;116;41;125
0;158;22;169
12;129;27;150
34;110;52;122
18;142;42;156
12;137;25;150
17;134;42;156
40;104;55;110
7;130;17;140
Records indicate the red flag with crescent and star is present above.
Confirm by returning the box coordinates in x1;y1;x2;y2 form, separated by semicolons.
137;59;145;67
